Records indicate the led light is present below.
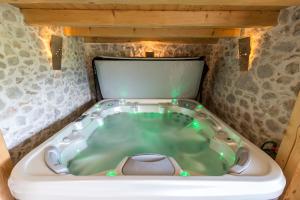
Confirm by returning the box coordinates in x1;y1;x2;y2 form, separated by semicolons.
179;171;190;176
196;105;204;109
191;120;202;130
219;152;225;160
106;170;117;176
171;99;178;105
97;118;104;126
95;105;101;111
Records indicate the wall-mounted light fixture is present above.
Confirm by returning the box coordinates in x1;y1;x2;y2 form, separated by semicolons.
238;37;251;71
145;51;155;58
50;35;63;70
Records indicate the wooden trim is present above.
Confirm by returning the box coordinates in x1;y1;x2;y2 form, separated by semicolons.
280;127;300;200
281;125;300;183
276;92;300;199
64;27;241;38
4;0;300;6
10;4;286;11
83;37;219;44
276;92;300;170
281;161;300;200
21;9;278;27
0;133;13;200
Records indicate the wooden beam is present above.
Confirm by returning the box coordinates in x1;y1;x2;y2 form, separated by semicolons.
279;126;300;200
21;9;278;28
276;92;300;199
0;133;13;200
281;161;300;200
84;37;219;44
10;4;286;11
4;0;300;7
276;92;300;171
64;27;241;38
281;126;300;184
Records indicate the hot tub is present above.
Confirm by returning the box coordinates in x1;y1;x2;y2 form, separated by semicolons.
9;99;285;200
8;57;285;200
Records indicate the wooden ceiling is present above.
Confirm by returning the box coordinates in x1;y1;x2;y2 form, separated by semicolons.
7;3;288;11
7;0;300;9
5;0;300;43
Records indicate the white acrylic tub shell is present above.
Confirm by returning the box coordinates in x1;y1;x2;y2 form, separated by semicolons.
8;99;286;200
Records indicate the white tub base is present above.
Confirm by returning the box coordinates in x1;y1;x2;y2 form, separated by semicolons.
9;99;285;200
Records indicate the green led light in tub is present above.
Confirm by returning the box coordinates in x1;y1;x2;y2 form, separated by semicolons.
171;99;178;105
179;171;190;176
219;152;225;160
191;120;202;131
95;104;101;111
196;105;204;109
106;170;117;176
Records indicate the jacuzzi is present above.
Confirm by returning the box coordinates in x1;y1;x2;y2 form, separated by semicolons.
8;57;285;200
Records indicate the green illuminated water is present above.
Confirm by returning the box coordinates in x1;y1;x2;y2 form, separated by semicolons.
68;112;231;176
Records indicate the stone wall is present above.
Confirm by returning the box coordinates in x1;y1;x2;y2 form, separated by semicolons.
9;101;94;164
0;4;92;156
203;7;300;146
84;42;211;99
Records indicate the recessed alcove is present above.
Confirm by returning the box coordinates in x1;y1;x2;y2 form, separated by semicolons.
0;1;299;199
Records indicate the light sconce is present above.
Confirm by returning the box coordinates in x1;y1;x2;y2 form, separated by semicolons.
145;51;155;58
238;37;251;71
50;35;63;70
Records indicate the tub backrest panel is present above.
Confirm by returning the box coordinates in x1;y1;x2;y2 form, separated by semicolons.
94;57;204;99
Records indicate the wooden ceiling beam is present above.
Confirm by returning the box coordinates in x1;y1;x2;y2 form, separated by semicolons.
10;4;286;11
64;27;241;38
84;37;219;44
21;9;278;28
5;0;300;7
